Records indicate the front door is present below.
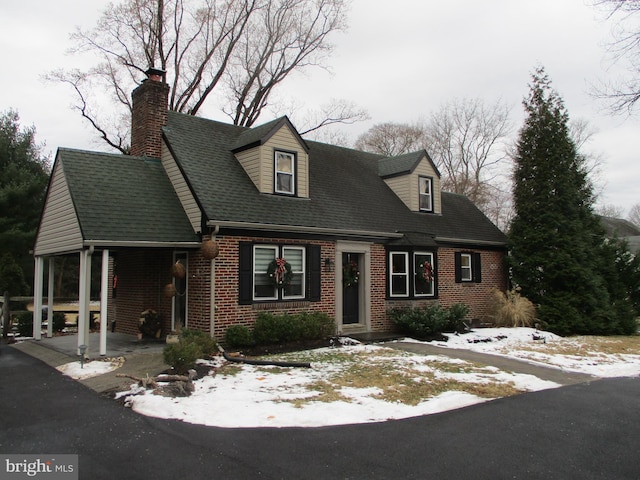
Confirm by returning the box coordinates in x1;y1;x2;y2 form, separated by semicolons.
342;253;360;324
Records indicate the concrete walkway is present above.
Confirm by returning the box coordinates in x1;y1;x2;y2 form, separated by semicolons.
11;333;168;393
388;341;596;385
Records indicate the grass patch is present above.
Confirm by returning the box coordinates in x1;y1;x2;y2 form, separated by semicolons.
267;347;525;407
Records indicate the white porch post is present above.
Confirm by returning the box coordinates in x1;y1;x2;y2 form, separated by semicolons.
99;249;109;356
33;256;44;340
47;258;55;338
78;249;92;356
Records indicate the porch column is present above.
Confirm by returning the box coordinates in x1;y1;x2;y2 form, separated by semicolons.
99;249;109;356
47;258;55;338
78;249;92;356
33;256;44;340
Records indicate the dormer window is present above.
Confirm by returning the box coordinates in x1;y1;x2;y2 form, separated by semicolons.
419;176;433;212
275;150;296;195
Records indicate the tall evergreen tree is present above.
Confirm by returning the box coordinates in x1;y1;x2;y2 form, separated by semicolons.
509;68;633;335
0;110;49;295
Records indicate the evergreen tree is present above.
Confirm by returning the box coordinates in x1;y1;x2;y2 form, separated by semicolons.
509;68;632;335
0;110;49;295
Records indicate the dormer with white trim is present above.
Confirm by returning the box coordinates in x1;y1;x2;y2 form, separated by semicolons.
378;150;442;214
231;117;310;198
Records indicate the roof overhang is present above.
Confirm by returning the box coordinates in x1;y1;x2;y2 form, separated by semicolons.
434;236;507;248
207;220;403;240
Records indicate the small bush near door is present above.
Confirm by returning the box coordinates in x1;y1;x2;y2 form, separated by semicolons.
163;329;218;374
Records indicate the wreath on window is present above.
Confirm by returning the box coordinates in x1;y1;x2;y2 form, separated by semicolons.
267;258;293;287
343;260;360;287
416;261;434;284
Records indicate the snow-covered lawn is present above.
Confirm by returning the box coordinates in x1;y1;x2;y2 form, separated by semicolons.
57;328;640;428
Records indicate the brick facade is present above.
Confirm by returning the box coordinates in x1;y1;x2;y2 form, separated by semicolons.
110;239;507;340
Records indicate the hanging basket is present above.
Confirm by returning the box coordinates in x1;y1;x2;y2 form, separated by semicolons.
171;261;186;279
201;239;220;260
164;283;177;298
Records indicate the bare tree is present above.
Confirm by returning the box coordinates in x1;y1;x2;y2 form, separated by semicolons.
592;0;640;113
628;203;640;226
354;122;425;157
424;98;512;211
47;0;361;153
596;203;625;218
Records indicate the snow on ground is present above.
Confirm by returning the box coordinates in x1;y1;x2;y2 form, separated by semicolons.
428;327;640;378
97;328;640;428
111;327;640;429
57;357;125;380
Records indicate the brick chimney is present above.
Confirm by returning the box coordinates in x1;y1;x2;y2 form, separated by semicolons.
130;68;169;157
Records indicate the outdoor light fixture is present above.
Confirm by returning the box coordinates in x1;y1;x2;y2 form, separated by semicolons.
324;257;334;272
79;344;87;369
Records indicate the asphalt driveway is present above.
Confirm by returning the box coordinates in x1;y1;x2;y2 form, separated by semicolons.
1;342;639;479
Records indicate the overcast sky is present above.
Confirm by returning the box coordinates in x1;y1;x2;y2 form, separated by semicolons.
1;0;638;214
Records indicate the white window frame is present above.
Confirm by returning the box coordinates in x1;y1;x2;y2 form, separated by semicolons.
253;245;278;301
414;251;435;297
389;251;410;297
460;253;473;282
275;151;296;195
282;246;306;300
252;244;306;301
419;176;433;212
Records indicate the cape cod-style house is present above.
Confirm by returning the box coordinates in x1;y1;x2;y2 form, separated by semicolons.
32;69;507;355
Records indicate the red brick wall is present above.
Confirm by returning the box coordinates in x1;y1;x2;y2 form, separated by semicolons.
210;235;336;340
113;248;173;336
385;247;508;325
110;242;506;339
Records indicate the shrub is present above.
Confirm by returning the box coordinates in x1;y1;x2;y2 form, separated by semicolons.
389;303;470;339
252;311;336;345
15;311;33;337
225;325;254;348
492;288;536;328
53;312;66;332
163;329;217;374
446;303;470;333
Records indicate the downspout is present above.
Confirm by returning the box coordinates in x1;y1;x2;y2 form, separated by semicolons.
209;225;219;340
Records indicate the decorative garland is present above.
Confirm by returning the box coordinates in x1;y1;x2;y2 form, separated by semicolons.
267;258;293;287
416;261;434;284
343;260;360;287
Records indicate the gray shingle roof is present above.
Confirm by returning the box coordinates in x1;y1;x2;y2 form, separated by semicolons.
164;112;506;247
58;148;198;243
378;150;440;178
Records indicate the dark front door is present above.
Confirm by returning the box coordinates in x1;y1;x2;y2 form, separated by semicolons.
342;253;360;325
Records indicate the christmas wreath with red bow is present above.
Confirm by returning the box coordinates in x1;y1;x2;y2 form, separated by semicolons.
267;258;293;287
416;261;433;284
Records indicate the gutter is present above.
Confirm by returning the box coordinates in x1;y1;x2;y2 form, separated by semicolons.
84;240;202;248
434;237;507;247
207;220;403;239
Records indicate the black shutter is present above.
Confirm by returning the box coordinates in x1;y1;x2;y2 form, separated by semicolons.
472;252;482;283
307;244;322;301
238;242;253;305
454;252;462;283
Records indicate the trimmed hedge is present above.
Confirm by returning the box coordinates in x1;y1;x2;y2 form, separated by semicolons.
389;303;469;339
231;311;335;347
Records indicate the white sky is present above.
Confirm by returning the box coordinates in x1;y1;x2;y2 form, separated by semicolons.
1;0;638;213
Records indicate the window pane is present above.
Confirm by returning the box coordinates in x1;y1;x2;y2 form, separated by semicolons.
254;247;277;299
461;253;472;281
277;173;292;193
276;153;293;173
419;177;432;211
415;253;434;296
283;247;304;298
390;252;408;296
